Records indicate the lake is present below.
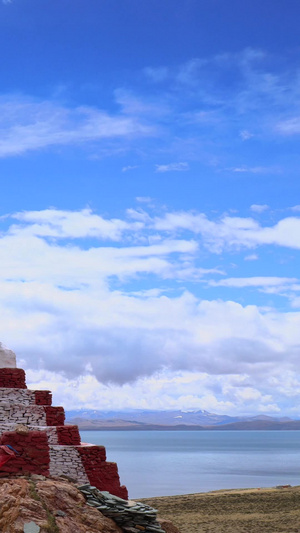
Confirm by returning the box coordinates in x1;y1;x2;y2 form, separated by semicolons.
80;430;300;498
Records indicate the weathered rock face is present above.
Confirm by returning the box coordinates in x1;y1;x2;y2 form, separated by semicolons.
0;477;123;533
0;343;16;369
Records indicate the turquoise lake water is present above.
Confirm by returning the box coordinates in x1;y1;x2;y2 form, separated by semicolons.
80;430;300;498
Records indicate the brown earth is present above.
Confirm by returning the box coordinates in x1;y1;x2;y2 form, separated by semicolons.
141;486;300;533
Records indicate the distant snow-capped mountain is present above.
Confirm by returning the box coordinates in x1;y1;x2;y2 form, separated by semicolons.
65;408;292;427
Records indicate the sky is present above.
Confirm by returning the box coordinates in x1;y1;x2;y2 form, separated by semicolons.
1;0;300;416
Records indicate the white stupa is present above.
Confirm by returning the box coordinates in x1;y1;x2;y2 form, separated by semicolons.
0;343;16;368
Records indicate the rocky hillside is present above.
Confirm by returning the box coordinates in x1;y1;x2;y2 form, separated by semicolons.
0;476;180;533
0;476;123;533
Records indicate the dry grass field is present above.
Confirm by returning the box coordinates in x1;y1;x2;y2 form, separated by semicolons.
140;486;300;533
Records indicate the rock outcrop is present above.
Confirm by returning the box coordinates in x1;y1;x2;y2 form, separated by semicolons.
158;519;181;533
0;476;123;533
78;483;166;532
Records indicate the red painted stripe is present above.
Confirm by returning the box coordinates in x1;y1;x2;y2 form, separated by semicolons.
0;369;26;389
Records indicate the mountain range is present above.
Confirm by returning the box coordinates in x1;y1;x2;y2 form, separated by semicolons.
65;409;298;430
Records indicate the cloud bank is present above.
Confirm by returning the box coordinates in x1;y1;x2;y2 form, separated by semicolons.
0;206;300;414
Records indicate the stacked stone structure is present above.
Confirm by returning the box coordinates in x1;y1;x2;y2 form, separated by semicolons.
0;343;128;499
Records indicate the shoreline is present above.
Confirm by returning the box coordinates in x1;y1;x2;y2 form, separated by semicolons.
140;485;300;533
77;425;300;431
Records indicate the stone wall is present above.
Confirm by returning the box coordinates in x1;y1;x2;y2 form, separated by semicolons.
49;445;89;484
0;424;57;444
0;430;50;477
34;390;52;405
77;445;128;499
0;428;127;497
0;369;26;389
56;425;81;445
44;406;65;426
0;424;80;445
0;405;65;427
0;363;128;498
0;388;52;406
0;404;47;425
0;388;35;406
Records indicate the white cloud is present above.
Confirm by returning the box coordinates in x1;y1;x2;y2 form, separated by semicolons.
153;212;300;252
25;369;236;412
155;162;189;173
0;49;298;164
277;116;300;135
244;254;258;261
234;387;269;402
0;95;155;157
126;208;153;224
290;296;300;309
250;204;269;213
209;277;297;289
136;197;153;204
143;66;169;83
176;58;206;85
240;130;254;140
122;165;138;172
231;167;276;174
139;48;300;159
115;89;169;118
0;207;300;413
12;208;140;241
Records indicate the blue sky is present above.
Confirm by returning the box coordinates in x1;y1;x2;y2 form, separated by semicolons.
1;0;300;416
